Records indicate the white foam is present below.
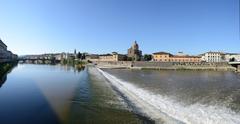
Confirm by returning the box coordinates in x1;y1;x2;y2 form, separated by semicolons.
97;68;240;124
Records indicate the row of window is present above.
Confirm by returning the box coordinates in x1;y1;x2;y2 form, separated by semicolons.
154;59;200;62
154;55;168;58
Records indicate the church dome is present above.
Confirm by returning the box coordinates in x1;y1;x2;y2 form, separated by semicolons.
132;41;139;50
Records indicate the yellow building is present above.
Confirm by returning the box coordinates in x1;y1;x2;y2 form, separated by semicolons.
86;52;127;62
169;56;201;62
99;52;127;61
153;52;201;62
152;52;172;62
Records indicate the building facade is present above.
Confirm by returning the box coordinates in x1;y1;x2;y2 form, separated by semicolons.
152;52;172;62
153;52;201;62
202;52;225;62
0;39;17;62
86;54;100;62
224;53;240;62
127;41;142;61
169;56;201;62
86;52;127;62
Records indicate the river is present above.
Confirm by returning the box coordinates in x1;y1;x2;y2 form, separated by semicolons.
0;64;152;124
1;64;240;124
100;68;240;124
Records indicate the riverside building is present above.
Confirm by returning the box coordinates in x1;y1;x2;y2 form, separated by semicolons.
127;41;142;61
152;52;201;62
86;52;127;62
201;52;225;62
0;39;17;62
224;53;240;62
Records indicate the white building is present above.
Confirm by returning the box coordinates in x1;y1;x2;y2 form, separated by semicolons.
224;53;240;62
202;52;225;62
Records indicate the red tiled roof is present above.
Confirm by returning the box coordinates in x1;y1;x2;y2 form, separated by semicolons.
153;52;171;55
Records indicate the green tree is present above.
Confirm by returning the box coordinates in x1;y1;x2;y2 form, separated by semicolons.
77;52;82;59
143;54;152;61
81;53;86;60
127;57;133;61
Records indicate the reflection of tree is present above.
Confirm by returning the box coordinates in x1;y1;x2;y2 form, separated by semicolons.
0;62;17;88
0;74;7;88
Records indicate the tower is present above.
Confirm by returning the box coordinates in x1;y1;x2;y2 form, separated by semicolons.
127;41;142;61
74;49;76;54
74;49;77;59
132;41;139;50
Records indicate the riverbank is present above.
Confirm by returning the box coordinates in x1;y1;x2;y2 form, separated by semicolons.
0;62;17;76
95;61;236;71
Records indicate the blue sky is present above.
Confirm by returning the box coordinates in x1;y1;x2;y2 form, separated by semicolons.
0;0;239;55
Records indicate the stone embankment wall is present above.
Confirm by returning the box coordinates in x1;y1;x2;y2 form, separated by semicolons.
95;61;236;71
238;65;240;72
96;61;132;68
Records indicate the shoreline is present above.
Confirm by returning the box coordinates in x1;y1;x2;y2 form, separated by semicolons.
94;61;237;72
96;65;236;72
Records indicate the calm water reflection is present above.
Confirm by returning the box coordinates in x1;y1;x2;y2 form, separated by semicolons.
0;64;152;124
0;64;80;124
0;75;7;88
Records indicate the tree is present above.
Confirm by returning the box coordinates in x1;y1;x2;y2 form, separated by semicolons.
77;52;82;59
127;57;133;61
81;53;86;60
143;54;152;61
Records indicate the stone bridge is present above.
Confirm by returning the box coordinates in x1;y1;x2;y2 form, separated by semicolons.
228;62;240;72
18;58;59;64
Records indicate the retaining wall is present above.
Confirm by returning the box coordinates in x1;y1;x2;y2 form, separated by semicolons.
95;61;236;71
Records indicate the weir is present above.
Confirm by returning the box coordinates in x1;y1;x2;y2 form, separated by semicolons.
98;67;240;124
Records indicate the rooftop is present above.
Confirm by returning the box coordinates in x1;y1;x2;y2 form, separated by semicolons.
0;39;7;47
153;52;171;55
225;53;240;55
206;51;225;54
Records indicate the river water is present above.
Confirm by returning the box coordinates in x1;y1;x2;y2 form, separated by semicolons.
101;68;240;124
1;64;240;124
0;64;152;124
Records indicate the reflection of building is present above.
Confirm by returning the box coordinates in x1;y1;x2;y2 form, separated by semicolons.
153;51;201;62
201;52;225;62
224;53;240;62
86;52;127;62
127;41;142;61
